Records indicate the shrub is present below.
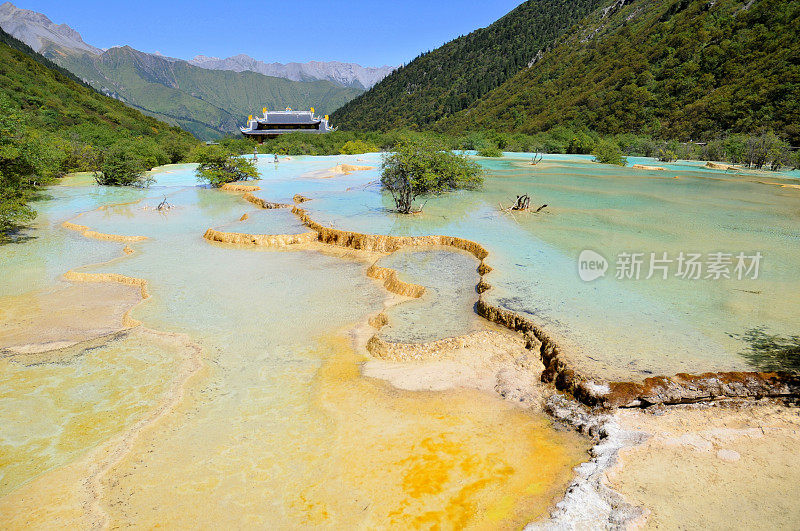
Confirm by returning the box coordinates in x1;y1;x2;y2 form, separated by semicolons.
339;139;380;155
96;144;152;187
476;143;503;157
657;149;677;162
218;137;256;156
380;139;483;214
538;134;567;154
702;139;726;162
194;144;258;187
567;132;596;154
591;139;627;166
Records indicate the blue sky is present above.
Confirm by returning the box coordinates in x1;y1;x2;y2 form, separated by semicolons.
12;0;525;66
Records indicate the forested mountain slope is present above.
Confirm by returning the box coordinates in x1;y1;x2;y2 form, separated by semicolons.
0;28;194;162
0;27;196;235
331;0;606;130
443;0;799;143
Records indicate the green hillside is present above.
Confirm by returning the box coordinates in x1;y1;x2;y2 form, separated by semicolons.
444;0;800;143
46;45;363;140
331;0;605;130
0;27;196;237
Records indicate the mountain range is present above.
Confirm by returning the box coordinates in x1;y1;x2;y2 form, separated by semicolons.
0;25;196;169
0;1;99;54
189;55;394;91
0;2;393;139
45;45;363;141
334;0;799;144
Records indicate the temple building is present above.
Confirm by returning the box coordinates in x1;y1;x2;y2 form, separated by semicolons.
240;107;334;141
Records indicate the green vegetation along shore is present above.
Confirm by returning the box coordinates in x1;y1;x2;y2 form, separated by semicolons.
0;27;196;239
249;129;800;171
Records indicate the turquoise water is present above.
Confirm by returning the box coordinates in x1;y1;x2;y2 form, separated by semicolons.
376;248;483;343
1;158;588;527
0;174;136;298
42;154;797;380
2;151;796;525
243;152;799;381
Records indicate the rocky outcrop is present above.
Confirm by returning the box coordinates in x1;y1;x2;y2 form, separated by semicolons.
367;331;502;362
333;164;374;174
631;164;666;171
528;395;649;529
604;372;800;408
292;204;490;259
705;161;735;170
242;193;292;210
62;270;149;328
61;202;148;243
0;2;101;54
368;312;389;329
63;270;149;300
476;299;800;408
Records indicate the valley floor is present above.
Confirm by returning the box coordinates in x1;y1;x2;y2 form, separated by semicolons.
1;155;798;528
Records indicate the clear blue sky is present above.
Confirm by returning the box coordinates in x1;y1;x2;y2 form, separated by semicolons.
11;0;525;66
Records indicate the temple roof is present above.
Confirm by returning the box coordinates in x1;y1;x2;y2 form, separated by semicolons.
258;111;319;124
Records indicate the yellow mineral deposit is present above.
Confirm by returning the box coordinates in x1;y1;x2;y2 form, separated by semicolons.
308;164;375;179
6;154;795;529
705;161;736;170
69;335;585;529
0;328;203;529
757;180;800;190
631;164;666;171
0;283;140;354
220;182;262;192
203;227;318;247
61;203;148;243
61;220;147;243
365;263;426;298
0;188;585;528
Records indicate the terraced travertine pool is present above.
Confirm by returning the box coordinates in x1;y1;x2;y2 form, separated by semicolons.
258;153;799;380
0;161;585;527
0;152;797;527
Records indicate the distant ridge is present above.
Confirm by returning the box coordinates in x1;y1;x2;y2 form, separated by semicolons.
0;2;393;90
442;0;800;143
49;45;362;140
189;55;395;90
0;24;88;87
0;1;100;54
0;2;380;139
0;26;195;156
